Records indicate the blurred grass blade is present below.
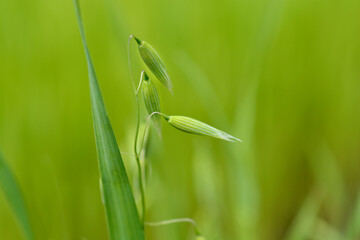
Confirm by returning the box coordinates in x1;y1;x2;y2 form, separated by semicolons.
0;152;34;240
312;219;343;240
307;143;346;221
173;51;227;126
73;1;144;239
283;189;323;240
346;189;360;240
175;50;259;239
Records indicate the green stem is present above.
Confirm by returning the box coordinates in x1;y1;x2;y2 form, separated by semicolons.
145;218;202;236
137;111;164;155
136;71;145;95
134;96;146;226
129;35;146;226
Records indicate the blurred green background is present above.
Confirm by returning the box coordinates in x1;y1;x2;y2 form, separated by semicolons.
1;0;360;239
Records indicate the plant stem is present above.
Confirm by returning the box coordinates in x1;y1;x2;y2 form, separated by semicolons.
138;111;163;155
146;218;202;236
129;37;146;227
134;95;146;226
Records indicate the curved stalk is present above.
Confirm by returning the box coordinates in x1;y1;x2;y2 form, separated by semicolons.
129;37;146;226
146;218;202;236
133;96;146;225
127;35;136;92
136;70;145;95
138;112;164;155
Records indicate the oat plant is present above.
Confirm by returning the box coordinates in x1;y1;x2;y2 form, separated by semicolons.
73;1;239;238
128;35;241;239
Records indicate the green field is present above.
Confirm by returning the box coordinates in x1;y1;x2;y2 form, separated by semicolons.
0;0;360;239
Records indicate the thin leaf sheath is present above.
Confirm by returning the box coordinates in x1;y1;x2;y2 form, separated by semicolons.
136;38;173;92
166;115;241;142
142;73;161;131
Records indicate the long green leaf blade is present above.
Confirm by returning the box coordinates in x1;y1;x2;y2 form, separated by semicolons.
0;152;34;240
73;1;144;239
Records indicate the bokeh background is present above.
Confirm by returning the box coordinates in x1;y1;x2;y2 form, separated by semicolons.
1;0;360;239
